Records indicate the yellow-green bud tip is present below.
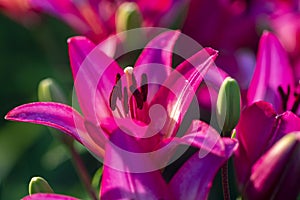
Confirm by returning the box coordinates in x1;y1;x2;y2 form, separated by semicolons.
216;77;241;137
116;2;142;33
38;78;66;103
29;176;54;195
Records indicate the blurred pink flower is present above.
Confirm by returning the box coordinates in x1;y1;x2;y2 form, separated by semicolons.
234;101;300;199
0;0;39;25
29;0;187;43
182;0;261;90
247;31;300;115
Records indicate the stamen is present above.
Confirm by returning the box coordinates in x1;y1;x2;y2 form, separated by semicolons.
123;87;129;114
109;86;118;110
292;92;300;113
109;73;123;110
130;85;144;109
141;73;148;102
278;85;290;111
115;73;122;100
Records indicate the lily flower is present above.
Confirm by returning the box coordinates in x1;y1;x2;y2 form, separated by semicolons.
247;31;300;115
6;30;238;199
236;30;300;199
234;101;300;199
28;0;187;43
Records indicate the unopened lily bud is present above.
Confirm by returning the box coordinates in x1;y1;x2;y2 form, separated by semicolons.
116;2;142;33
38;78;67;103
29;177;54;195
216;77;241;136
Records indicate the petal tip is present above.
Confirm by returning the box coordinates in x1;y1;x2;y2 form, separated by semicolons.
67;36;92;45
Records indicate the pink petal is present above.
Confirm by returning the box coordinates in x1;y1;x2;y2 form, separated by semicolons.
152;120;238;169
134;30;180;102
5;102;106;158
30;0;107;42
244;133;300;200
22;193;79;200
100;128;173;200
68;36;96;77
151;47;218;138
247;31;295;112
30;0;88;33
5;102;84;142
234;101;300;188
68;36;123;124
196;66;228;110
169;135;237;200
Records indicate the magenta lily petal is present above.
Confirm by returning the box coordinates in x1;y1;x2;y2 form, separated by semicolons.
234;101;300;188
247;31;295;112
137;0;173;14
5;102;107;158
30;0;107;42
5;102;84;143
151;47;218;138
30;0;87;30
100;129;173;200
153;120;238;169
22;193;79;200
244;133;300;200
169;136;237;200
68;36;95;77
157;120;233;155
196;66;228;110
68;36;123;123
178;120;237;157
134;30;180;101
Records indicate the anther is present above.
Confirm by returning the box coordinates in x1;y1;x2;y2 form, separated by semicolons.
115;73;122;100
278;85;290;111
141;73;148;102
109;86;118;110
109;73;123;110
130;85;144;109
123;87;129;114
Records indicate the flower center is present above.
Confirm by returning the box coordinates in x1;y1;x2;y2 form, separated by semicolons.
109;66;148;118
278;84;300;113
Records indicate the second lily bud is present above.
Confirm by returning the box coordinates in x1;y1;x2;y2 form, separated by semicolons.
216;77;241;137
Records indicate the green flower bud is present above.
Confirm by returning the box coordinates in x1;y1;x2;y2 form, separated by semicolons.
29;177;54;195
38;78;67;103
216;77;241;137
116;2;142;33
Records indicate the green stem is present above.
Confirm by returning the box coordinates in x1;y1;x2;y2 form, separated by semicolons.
221;130;231;200
221;161;231;200
68;143;98;200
